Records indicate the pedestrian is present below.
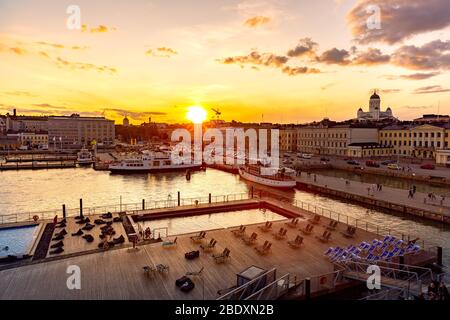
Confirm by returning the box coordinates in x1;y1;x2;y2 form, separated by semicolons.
313;174;317;182
379;184;383;192
440;196;445;206
428;282;438;300
412;185;417;194
438;281;450;300
367;186;371;196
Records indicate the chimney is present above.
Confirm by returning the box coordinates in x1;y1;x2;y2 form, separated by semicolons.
13;109;16;117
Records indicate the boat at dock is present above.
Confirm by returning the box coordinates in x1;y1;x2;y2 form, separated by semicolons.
77;148;94;165
239;164;297;189
108;150;202;173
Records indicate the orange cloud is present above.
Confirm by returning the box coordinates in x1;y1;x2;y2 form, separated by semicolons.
244;16;271;27
9;47;26;55
82;24;117;33
146;47;178;58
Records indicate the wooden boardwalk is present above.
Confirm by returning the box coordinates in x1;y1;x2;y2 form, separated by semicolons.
0;213;380;300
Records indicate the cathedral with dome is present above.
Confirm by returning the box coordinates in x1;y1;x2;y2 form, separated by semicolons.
357;91;395;121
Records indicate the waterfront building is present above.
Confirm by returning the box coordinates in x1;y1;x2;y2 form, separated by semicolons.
414;114;450;124
0;115;6;133
279;127;298;152
436;149;450;166
0;135;19;150
357;91;395;122
347;142;393;158
380;122;450;159
48;114;115;149
296;121;379;156
5;112;48;132
6;131;48;148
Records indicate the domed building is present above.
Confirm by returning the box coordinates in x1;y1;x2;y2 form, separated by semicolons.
123;116;130;126
357;91;395;121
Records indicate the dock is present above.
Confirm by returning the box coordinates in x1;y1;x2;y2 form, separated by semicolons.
0;161;77;171
296;173;450;224
0;195;440;300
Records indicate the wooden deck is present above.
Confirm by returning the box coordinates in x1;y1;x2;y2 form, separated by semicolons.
0;212;379;300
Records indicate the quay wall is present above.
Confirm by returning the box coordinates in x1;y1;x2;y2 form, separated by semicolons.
296;181;450;225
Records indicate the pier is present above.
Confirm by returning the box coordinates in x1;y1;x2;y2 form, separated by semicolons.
0;193;440;300
0;161;77;171
296;173;450;224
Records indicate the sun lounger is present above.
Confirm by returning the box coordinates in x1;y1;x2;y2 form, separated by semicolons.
308;215;321;224
50;241;64;249
299;224;314;235
52;234;65;241
190;231;206;243
273;228;288;240
49;247;64;255
231;226;246;237
82;223;95;231
143;265;156;277
94;219;107;225
242;232;258;245
101;212;113;219
258;221;273;232
156;264;170;274
316;230;332;243
71;229;84;236
255;242;272;255
200;239;217;252
326;220;339;231
285;218;299;228
162;237;178;248
288;235;303;249
213;248;230;263
341;226;356;238
56;222;66;228
82;234;94;243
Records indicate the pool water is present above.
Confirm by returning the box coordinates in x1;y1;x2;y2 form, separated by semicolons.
136;209;286;236
0;225;39;258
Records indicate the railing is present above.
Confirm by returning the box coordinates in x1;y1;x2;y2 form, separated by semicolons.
339;260;425;297
255;189;435;250
360;288;407;300
217;268;277;300
0;192;250;225
244;273;292;300
0;190;442;251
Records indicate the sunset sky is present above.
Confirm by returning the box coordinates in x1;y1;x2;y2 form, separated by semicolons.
1;0;450;124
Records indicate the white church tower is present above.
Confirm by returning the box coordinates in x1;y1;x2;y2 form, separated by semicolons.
369;90;381;120
357;90;395;122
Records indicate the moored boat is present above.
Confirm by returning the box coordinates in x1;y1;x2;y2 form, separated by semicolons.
108;150;202;173
238;164;297;188
77;148;94;165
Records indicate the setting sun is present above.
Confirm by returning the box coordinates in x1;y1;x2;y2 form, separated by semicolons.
186;106;207;124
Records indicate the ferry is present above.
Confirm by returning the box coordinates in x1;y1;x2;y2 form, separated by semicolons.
238;164;297;189
108;150;202;173
77;148;94;165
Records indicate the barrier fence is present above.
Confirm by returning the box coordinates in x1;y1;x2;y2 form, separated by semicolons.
0;191;440;250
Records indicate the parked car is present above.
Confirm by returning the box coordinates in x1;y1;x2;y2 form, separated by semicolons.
347;160;360;166
365;160;380;168
301;153;313;159
381;160;396;166
387;163;402;170
320;157;330;162
420;164;435;170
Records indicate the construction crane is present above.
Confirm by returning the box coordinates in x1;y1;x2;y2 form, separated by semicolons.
211;108;221;120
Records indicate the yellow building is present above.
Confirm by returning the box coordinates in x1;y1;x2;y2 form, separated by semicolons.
279;128;297;152
379;123;450;159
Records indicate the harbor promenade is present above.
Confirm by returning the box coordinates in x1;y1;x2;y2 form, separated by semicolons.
296;173;450;223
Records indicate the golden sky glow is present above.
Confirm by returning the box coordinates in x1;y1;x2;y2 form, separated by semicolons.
0;0;449;124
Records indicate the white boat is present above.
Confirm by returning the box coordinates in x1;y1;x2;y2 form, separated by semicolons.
239;164;297;189
77;148;94;165
108;150;202;173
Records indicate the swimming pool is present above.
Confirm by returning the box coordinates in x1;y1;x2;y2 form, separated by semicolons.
136;208;286;236
0;224;40;258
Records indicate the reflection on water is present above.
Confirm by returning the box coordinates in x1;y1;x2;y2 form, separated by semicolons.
0;167;449;266
310;169;450;197
138;209;286;236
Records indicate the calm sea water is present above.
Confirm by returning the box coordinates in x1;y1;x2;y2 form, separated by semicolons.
0;167;449;267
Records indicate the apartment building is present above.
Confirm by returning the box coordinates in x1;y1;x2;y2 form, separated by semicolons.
279;127;298;152
0;115;6;133
7;132;48;148
48;114;115;148
6;112;48;132
297;123;379;156
379;123;450;159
